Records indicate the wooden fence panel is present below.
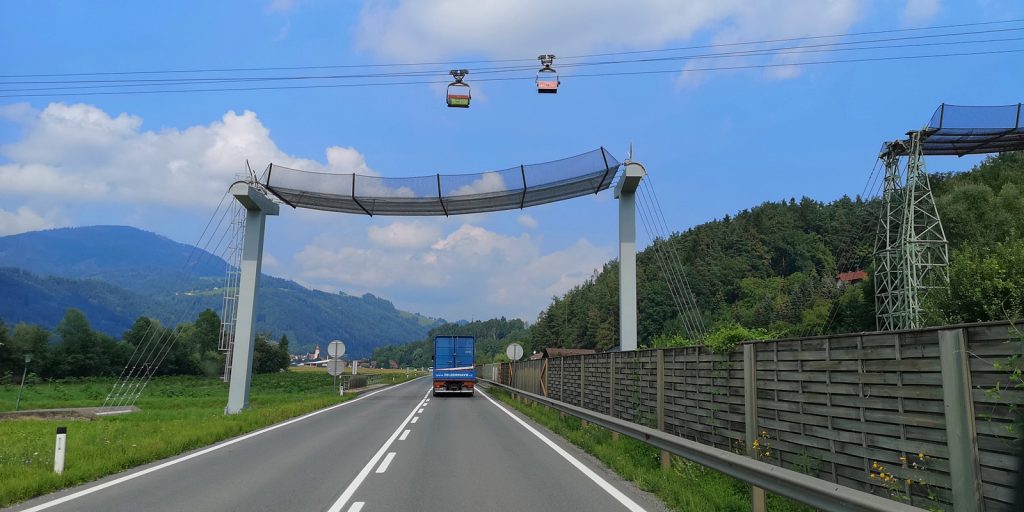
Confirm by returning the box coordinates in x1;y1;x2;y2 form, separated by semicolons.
496;321;1023;511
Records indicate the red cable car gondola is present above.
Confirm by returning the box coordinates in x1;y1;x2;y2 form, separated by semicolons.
447;69;471;108
536;54;559;94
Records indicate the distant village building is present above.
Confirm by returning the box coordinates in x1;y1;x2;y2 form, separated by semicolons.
836;270;868;288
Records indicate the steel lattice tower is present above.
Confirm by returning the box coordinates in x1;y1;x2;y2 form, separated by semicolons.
873;148;904;331
873;131;949;330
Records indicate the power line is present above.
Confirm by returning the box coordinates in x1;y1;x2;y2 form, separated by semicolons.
4;31;1019;92
2;47;1020;99
4;17;1020;79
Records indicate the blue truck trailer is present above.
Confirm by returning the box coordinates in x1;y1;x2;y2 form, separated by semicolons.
432;335;476;396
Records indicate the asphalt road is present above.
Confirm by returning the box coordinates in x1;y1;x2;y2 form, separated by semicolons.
6;378;669;512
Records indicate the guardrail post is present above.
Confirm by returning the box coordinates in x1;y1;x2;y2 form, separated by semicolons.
939;328;984;512
580;355;588;427
744;344;767;512
657;349;670;470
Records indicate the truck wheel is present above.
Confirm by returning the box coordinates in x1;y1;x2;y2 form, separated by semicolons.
432;390;438;397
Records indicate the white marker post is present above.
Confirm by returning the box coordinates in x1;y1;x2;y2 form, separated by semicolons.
54;426;66;474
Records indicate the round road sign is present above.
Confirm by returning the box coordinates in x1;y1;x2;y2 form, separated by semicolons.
327;359;346;376
327;340;346;359
506;343;524;361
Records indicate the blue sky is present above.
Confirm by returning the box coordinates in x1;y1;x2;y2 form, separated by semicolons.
1;0;1022;322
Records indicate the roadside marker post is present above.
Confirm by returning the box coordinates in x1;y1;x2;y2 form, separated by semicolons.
54;426;66;475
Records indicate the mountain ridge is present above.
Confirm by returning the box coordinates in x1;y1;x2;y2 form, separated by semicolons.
0;226;442;356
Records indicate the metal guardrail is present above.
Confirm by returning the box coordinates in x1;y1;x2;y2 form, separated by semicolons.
480;379;925;512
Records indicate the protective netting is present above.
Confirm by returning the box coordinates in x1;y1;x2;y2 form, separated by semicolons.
913;103;1024;156
264;148;620;216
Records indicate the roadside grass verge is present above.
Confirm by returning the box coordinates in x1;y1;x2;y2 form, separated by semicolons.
486;386;815;512
0;371;421;508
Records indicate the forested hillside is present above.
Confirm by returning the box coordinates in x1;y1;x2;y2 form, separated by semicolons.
0;226;441;356
528;152;1024;351
370;317;529;368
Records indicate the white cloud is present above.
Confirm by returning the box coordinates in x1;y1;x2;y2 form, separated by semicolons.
293;223;612;320
357;0;864;87
450;171;507;196
0;206;65;236
368;221;442;249
0;103;374;209
517;214;538;229
676;0;863;86
902;0;941;26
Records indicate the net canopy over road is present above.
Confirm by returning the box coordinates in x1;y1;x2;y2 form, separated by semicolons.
888;103;1024;156
263;148;620;216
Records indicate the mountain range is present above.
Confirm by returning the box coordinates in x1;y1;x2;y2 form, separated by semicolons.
0;226;442;357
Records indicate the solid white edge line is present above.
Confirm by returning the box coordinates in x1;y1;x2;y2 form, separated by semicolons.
411;417;419;424
348;502;365;512
477;388;648;512
16;377;425;512
399;430;410;441
375;452;397;474
326;389;430;512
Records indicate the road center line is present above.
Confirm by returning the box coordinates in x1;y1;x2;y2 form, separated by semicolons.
17;377;425;512
326;389;430;512
477;388;648;512
399;430;410;441
375;452;397;474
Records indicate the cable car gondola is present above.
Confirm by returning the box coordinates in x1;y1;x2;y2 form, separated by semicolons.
446;69;471;108
536;54;559;94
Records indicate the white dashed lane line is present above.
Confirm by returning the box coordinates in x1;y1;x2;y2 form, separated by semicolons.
375;452;397;474
325;388;430;512
411;417;419;424
348;502;364;512
399;430;410;441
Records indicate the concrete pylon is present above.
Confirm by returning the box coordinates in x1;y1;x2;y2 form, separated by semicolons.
615;161;645;352
225;182;279;415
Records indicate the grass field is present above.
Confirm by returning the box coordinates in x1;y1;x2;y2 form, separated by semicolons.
0;370;423;508
485;386;815;512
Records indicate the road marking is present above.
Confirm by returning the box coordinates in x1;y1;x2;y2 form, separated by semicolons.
375;452;397;473
326;389;430;512
418;408;424;413
15;377;426;512
411;416;419;424
348;502;365;512
478;388;648;512
399;429;410;441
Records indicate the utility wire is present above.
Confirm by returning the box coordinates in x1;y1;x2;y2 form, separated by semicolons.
4;17;1020;78
105;191;236;407
4;47;1020;99
640;178;708;338
5;28;1019;89
635;178;707;340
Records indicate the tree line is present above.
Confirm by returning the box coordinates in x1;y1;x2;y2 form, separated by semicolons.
528;152;1024;351
370;317;530;368
0;308;290;383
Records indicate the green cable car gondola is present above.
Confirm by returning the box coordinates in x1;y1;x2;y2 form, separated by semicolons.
447;69;471;108
536;54;559;94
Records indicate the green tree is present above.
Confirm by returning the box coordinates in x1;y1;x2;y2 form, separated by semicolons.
935;241;1024;323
